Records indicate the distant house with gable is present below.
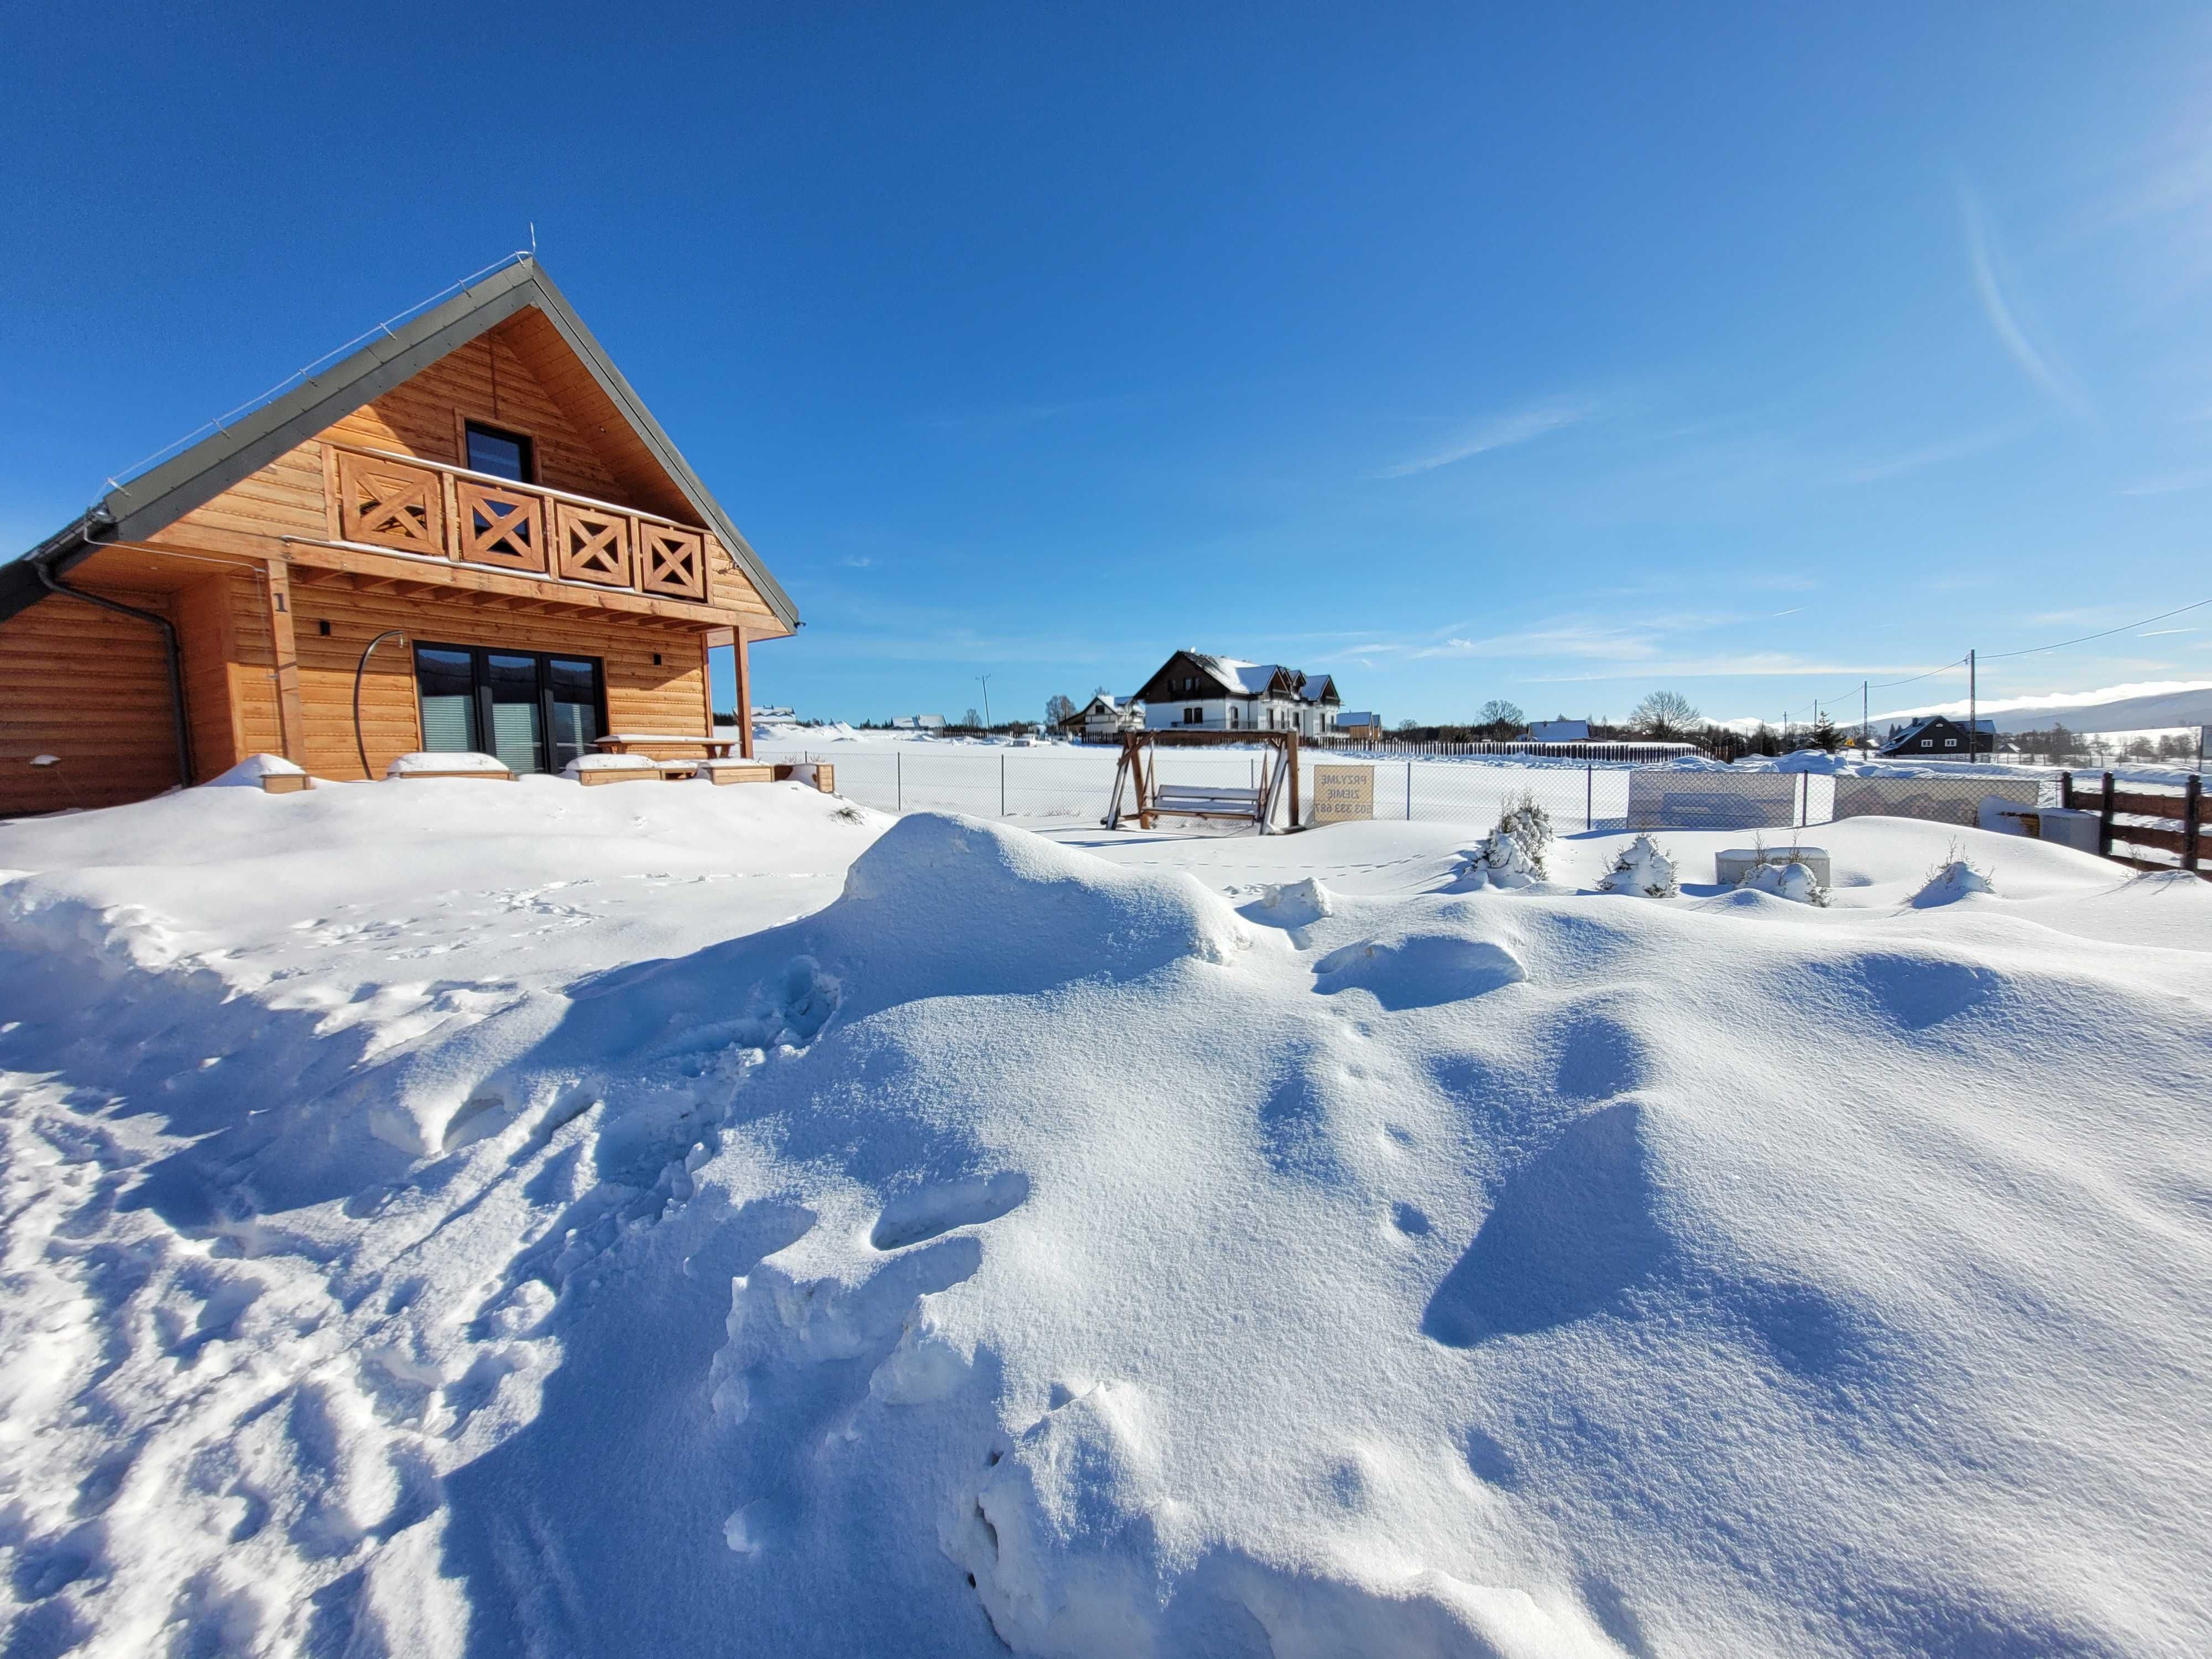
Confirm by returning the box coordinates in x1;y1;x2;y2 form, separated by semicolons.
1880;715;1994;758
1334;711;1381;741
1133;651;1341;738
1527;717;1592;742
1075;693;1142;742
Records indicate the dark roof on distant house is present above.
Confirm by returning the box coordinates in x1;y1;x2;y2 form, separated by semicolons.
1880;715;1995;752
1;255;799;631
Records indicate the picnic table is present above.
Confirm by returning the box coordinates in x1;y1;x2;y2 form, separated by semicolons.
592;733;740;759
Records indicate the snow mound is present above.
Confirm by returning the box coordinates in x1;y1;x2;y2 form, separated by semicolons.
1;789;2208;1657
1914;858;1997;907
204;752;306;786
825;812;1249;1005
1251;875;1333;925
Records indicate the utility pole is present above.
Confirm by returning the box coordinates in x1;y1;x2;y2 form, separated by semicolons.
976;674;993;729
1861;681;1869;752
1968;649;1977;769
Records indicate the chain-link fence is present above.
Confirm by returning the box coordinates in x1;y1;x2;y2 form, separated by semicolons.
760;744;2063;834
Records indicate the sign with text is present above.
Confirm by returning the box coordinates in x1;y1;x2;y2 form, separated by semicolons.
1312;763;1375;825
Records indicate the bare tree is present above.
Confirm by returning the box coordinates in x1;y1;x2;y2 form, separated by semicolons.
1475;698;1525;739
1045;693;1078;729
962;707;982;728
1628;690;1704;739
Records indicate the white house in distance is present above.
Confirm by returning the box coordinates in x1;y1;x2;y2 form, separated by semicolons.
1077;693;1144;741
1133;651;1341;738
1527;717;1592;742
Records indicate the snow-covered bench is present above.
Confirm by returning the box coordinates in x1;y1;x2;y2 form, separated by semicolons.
385;752;514;782
564;753;661;786
1150;784;1265;823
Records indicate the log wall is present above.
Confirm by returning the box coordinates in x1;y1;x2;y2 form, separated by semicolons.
0;585;183;815
289;581;710;780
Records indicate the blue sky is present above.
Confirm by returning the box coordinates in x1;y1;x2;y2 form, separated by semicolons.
7;3;2212;728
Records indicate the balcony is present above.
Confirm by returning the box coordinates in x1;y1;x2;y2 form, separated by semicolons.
320;443;713;605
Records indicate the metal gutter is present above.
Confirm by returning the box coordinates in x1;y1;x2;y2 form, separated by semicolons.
34;556;192;788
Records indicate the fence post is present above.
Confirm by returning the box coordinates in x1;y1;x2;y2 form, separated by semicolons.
897;750;902;812
2099;771;2115;857
2186;774;2202;873
1406;760;1413;822
1000;753;1007;818
2058;769;2072;811
1585;764;1593;832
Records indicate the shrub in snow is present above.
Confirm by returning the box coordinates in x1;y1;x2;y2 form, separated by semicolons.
1460;790;1554;889
1460;827;1543;889
1739;859;1832;906
1597;834;1679;897
1915;842;1995;907
1495;789;1553;873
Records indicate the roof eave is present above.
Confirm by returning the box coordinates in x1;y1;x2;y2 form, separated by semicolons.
8;258;800;635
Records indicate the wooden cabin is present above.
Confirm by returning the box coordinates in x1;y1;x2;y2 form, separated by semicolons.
0;258;799;816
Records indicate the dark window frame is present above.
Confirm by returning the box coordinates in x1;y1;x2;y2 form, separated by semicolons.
463;420;537;484
413;641;606;773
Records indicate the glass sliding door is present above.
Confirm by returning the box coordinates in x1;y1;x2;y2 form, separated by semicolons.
413;644;606;775
415;646;481;753
546;656;602;771
484;653;547;775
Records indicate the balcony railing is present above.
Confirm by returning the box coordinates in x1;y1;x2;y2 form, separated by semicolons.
324;443;711;604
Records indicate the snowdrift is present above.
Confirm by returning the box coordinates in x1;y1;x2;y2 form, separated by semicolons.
1;792;2208;1657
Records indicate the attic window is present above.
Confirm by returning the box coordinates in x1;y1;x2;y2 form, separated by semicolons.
465;421;535;484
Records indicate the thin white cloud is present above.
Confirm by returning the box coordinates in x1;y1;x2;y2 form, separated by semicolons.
1376;401;1588;478
1959;182;2092;418
1835;418;2032;484
2120;468;2212;497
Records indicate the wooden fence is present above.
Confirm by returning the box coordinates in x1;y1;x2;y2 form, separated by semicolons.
2059;771;2207;876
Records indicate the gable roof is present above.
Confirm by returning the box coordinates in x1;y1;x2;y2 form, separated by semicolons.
2;256;798;631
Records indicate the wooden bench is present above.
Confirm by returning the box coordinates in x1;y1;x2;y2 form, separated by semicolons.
700;760;775;786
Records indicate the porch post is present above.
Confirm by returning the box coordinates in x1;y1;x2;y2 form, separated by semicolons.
735;628;753;760
262;560;309;767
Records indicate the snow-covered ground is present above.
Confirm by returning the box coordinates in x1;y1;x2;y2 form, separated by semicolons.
2;775;2208;1656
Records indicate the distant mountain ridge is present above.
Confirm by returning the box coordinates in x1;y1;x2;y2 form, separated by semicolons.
1874;680;2212;734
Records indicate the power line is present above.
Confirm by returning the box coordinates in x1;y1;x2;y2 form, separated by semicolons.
1981;593;2212;661
1772;587;2212;727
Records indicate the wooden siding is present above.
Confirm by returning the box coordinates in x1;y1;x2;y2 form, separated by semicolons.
0;584;181;816
173;575;246;777
321;328;624;502
289;579;711;779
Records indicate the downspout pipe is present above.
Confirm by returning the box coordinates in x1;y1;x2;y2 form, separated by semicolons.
34;552;194;790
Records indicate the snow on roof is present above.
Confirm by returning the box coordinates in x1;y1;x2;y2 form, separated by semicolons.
1336;711;1378;726
1179;654;1335;700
